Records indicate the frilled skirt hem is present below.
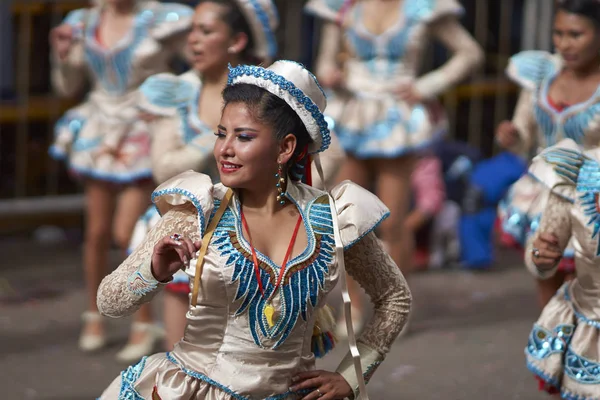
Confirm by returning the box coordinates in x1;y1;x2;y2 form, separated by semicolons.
525;283;600;399
99;352;311;400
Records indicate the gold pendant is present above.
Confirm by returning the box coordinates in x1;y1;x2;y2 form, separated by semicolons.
264;303;275;328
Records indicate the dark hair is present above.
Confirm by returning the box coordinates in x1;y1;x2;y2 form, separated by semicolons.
222;83;313;181
556;0;600;28
198;0;259;64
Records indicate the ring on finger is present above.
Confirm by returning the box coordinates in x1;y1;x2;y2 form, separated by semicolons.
170;233;182;242
532;247;541;258
316;388;323;397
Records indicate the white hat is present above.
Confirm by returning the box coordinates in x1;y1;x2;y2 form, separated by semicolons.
227;60;331;154
234;0;279;64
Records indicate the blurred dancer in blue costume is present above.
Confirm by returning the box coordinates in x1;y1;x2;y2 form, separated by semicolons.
305;0;483;333
496;0;600;308
127;0;280;359
524;140;600;398
97;60;410;400
48;0;194;359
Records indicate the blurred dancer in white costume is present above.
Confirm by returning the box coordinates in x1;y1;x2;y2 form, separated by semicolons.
128;0;280;354
305;0;483;332
496;0;600;308
49;0;193;358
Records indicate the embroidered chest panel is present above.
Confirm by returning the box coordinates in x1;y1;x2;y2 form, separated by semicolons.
345;0;434;66
542;148;600;255
210;195;336;349
534;97;600;146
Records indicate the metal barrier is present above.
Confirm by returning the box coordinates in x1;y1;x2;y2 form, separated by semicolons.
0;0;554;222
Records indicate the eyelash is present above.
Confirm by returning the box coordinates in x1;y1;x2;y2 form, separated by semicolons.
213;132;254;141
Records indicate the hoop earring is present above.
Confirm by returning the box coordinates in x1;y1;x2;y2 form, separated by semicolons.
275;163;286;205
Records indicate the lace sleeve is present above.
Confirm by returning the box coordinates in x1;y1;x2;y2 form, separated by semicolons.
414;17;484;99
524;193;572;279
97;205;200;318
511;90;537;158
336;232;412;397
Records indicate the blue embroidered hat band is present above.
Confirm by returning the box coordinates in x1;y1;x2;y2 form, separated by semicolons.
227;60;331;154
234;0;279;63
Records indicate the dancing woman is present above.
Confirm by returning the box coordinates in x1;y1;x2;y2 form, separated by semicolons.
497;0;600;308
97;61;411;399
49;0;194;357
128;0;279;354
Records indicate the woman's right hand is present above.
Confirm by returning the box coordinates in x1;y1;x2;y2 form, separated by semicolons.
495;120;519;149
151;234;201;282
531;233;562;271
317;66;344;89
50;24;75;60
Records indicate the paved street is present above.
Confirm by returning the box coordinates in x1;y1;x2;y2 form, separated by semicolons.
0;237;547;400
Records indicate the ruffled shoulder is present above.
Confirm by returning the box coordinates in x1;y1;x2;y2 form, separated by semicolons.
506;50;560;91
151;171;215;236
330;181;390;249
416;0;464;24
141;1;194;40
529;139;583;202
304;0;351;23
138;72;199;117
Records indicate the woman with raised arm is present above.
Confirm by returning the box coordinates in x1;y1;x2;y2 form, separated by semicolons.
126;0;279;359
524;139;600;398
48;0;193;358
97;61;410;400
497;0;600;308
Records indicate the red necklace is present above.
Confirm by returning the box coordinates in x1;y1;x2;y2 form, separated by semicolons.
240;208;303;328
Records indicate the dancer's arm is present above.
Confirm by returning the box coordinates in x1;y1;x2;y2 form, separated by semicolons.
97;205;200;317
314;21;345;89
414;16;484;99
525;194;572;279
335;232;412;397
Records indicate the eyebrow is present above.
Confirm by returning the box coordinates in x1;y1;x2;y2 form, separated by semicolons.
217;125;259;132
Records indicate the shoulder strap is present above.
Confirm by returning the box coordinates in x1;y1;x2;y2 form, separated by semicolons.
191;189;234;307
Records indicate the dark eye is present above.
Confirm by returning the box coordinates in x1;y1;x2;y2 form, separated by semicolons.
237;135;253;142
214;131;225;138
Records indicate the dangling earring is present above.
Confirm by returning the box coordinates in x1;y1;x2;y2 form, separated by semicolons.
275;163;286;205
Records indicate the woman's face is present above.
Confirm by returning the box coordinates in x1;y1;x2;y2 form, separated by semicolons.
214;102;293;190
553;10;600;71
188;3;242;75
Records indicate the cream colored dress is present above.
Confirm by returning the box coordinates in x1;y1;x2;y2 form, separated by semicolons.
98;171;411;399
524;140;600;398
498;51;600;250
305;0;483;159
49;1;193;183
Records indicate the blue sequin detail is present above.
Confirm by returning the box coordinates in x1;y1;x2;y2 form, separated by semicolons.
165;353;311;399
247;0;278;60
565;347;600;385
526;324;574;360
118;356;147;399
343;211;389;250
139;74;196;109
83;10;150;95
227;64;331;153
126;270;159;296
213;195;335;349
151;188;206;236
576;158;600;255
510;51;557;89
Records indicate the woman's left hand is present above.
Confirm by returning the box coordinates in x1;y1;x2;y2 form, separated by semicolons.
291;370;353;399
395;82;423;105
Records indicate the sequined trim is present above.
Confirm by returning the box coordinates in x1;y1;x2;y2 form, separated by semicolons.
363;361;382;384
165;353;310;399
343;211;390;250
247;0;278;59
212;194;335;349
151;188;207;237
526;324;574;360
139;74;196;109
565;347;600;385
118;356;147;400
227;64;331;154
526;358;561;391
576;158;600;255
126;269;158;296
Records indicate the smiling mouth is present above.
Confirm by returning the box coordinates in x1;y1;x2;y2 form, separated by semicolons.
220;162;241;173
